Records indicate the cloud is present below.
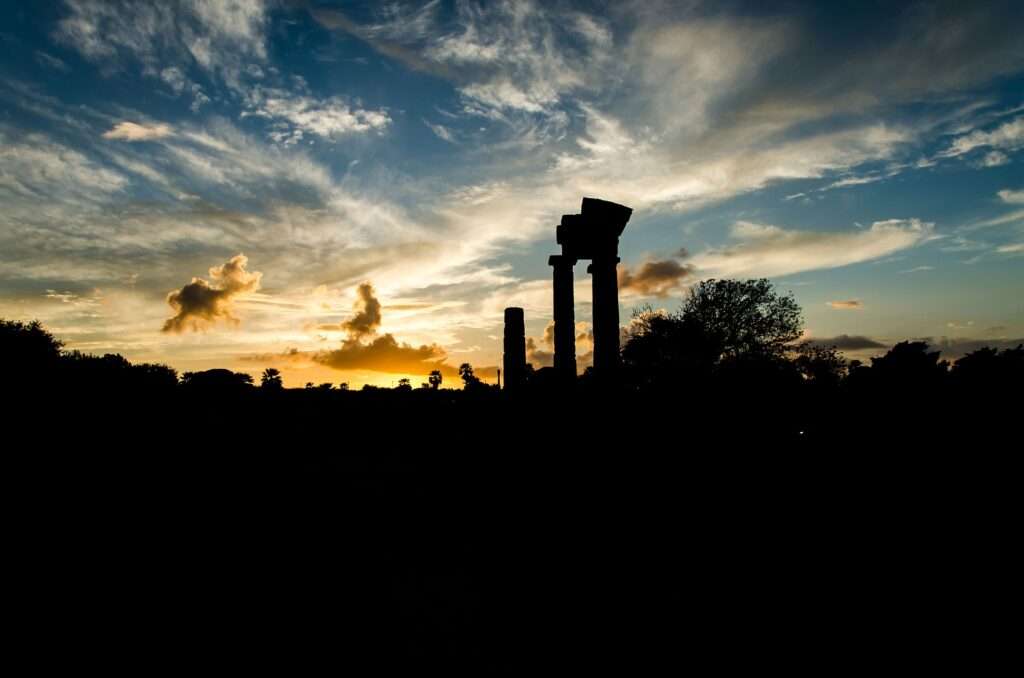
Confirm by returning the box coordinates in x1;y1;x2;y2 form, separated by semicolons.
997;243;1024;254
942;116;1024;158
430;1;608;119
102;121;174;141
978;151;1010;167
314;0;611;130
963;208;1024;231
310;3;450;79
159;66;209;111
424;120;456;143
240;347;310;365
819;175;884;191
248;93;391;144
55;0;269;89
314;334;452;378
692;219;935;278
525;336;553;367
618;256;696;298
998;189;1024;204
526;320;593;371
0;132;127;206
162;254;262;333
808;335;887;351
308;281;480;380
339;283;382;339
900;265;934;273
827;300;863;310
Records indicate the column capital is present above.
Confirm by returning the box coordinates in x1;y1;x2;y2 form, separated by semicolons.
548;254;577;267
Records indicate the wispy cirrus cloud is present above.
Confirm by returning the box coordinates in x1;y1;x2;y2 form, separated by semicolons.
941;116;1024;159
56;0;269;88
0;131;127;202
692;219;936;279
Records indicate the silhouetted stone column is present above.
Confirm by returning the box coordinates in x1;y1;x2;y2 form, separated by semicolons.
503;307;526;390
588;255;620;375
548;254;576;377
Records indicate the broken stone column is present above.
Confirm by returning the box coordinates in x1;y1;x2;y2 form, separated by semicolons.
548;254;576;377
580;198;632;376
503;307;526;390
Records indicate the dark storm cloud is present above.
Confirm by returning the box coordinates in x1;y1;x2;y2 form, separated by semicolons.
162;254;262;333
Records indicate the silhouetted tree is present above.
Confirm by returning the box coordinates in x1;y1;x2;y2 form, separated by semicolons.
793;342;846;387
181;369;254;390
951;344;1024;389
459;363;483;390
622;279;803;391
261;368;283;390
869;341;948;385
317;382;334;391
1;319;63;385
131;362;179;390
396;378;412;391
338;382;349;391
428;369;442;390
681;278;802;360
58;350;178;392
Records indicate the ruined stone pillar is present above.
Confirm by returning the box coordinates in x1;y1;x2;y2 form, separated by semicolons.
588;255;621;375
503;307;526;390
548;254;576;377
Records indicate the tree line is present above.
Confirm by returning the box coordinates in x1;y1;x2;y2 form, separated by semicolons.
4;278;1020;402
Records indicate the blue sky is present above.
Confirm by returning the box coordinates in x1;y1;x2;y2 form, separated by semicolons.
1;0;1022;385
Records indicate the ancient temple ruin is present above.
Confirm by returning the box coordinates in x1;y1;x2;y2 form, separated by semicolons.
550;197;633;377
503;197;633;387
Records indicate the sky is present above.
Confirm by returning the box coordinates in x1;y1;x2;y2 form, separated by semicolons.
1;0;1022;387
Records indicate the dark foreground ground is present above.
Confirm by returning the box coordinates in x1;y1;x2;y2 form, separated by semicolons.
6;384;1016;673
